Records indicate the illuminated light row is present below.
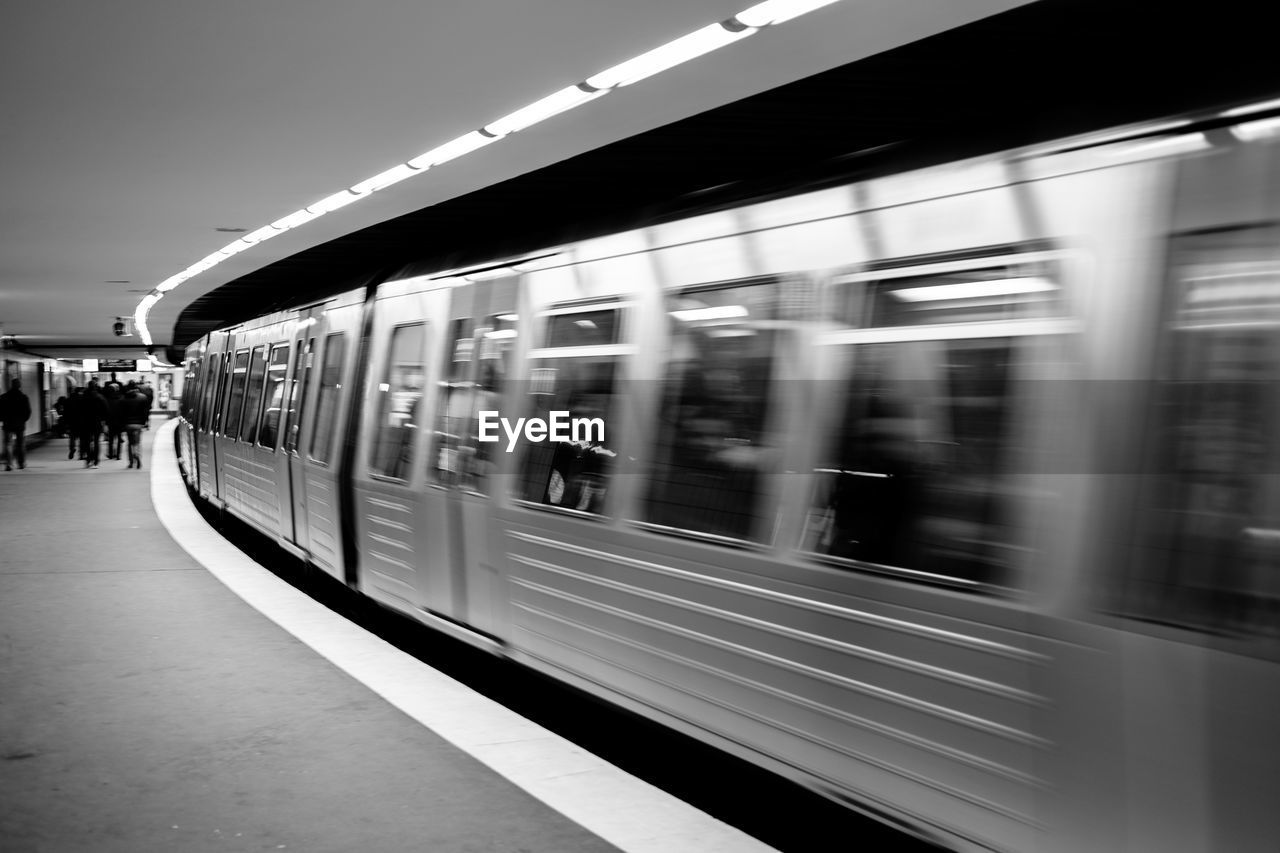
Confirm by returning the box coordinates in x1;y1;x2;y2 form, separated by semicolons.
132;0;847;347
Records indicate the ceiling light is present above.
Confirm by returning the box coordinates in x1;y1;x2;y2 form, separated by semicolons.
349;162;423;195
241;224;279;245
586;22;753;90
307;190;360;215
890;277;1057;302
270;208;322;232
408;131;497;169
484;85;605;137
218;240;253;258
734;0;841;27
155;275;188;293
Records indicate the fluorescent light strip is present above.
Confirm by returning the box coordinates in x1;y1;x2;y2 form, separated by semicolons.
1223;97;1280;118
890;277;1056;303
484;85;604;137
586;23;753;90
735;0;841;27
132;0;847;351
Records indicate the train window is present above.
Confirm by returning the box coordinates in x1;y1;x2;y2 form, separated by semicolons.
256;344;290;450
198;354;220;432
640;280;786;542
309;333;346;464
182;361;199;422
222;349;251;439
516;305;624;514
434;311;518;492
237;346;268;444
370;323;426;480
1123;227;1280;636
803;259;1063;588
431;318;476;485
211;351;234;435
283;337;314;455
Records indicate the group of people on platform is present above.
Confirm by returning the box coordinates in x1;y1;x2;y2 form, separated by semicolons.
55;375;153;469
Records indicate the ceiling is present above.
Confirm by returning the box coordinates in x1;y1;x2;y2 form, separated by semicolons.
0;0;1034;362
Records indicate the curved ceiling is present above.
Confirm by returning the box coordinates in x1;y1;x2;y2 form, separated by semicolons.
0;0;1032;361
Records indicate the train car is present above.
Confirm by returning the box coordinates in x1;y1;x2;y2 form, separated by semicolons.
175;100;1280;852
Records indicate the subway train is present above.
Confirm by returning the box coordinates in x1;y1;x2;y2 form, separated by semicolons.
173;99;1280;853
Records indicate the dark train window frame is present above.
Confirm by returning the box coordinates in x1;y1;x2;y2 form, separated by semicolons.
369;321;427;483
631;275;796;550
511;298;630;520
798;251;1071;593
308;332;347;465
256;343;292;452
237;345;269;445
221;348;252;440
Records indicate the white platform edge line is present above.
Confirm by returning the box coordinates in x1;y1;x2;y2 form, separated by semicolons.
147;420;776;853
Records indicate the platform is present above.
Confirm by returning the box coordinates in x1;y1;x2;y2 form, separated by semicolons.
0;420;774;852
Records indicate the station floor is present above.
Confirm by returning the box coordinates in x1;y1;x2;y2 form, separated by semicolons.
0;420;774;853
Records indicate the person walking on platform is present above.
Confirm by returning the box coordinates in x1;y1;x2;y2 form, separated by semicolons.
1;379;32;471
139;379;154;429
103;384;125;460
64;387;85;459
80;381;108;468
123;383;150;469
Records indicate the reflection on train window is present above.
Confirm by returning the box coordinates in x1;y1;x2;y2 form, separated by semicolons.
198;355;218;431
1125;228;1280;636
435;312;518;493
257;344;291;450
804;338;1023;586
518;307;621;514
642;281;783;541
283;337;313;455
223;349;251;439
370;324;425;481
309;333;346;464
238;345;268;444
182;363;199;421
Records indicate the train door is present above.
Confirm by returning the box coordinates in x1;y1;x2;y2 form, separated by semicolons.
352;282;441;613
291;293;363;580
282;308;321;554
422;278;518;638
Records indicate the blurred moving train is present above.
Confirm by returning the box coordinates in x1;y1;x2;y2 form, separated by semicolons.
175;98;1280;852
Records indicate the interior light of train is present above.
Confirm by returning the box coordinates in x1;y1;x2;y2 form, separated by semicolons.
485;329;518;339
585;22;754;90
82;358;98;372
1232;116;1280;142
307;189;361;215
496;314;518;322
484;85;605;137
136;359;151;372
890;277;1056;302
1102;132;1209;159
1223;97;1280;117
378;383;390;392
735;0;841;27
707;328;757;337
408;131;497;169
670;305;750;321
349;162;423;195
